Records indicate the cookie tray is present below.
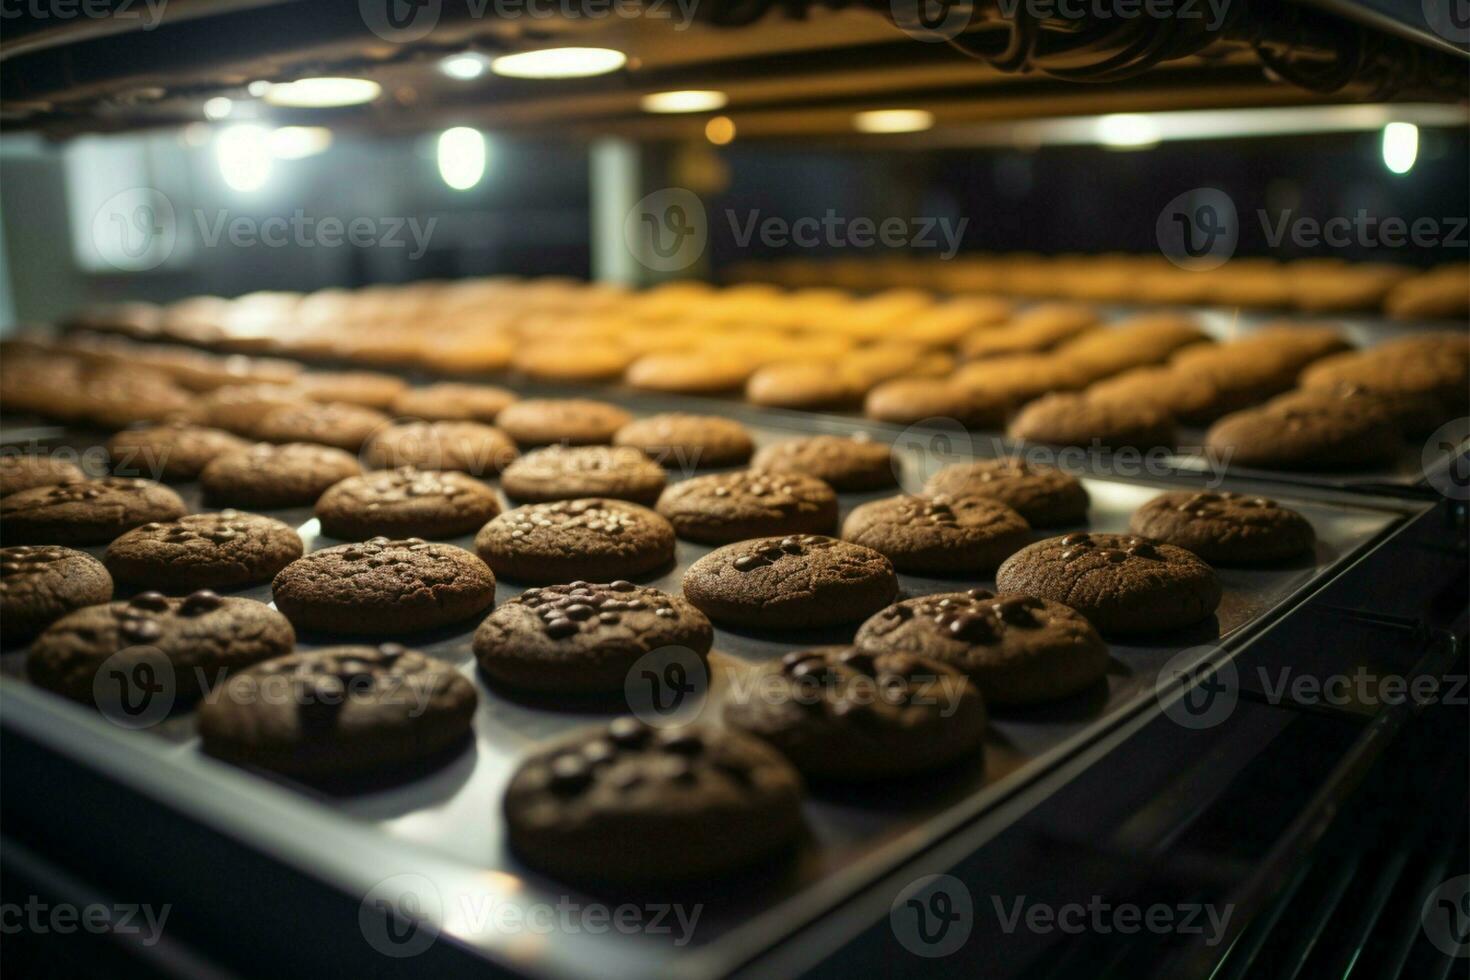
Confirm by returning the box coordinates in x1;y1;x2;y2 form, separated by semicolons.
0;404;1428;980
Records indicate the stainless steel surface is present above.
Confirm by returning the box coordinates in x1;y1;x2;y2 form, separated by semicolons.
0;406;1421;980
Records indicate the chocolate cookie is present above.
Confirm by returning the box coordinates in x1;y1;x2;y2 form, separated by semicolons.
475;499;675;584
995;533;1220;635
499;446;667;506
682;535;898;630
751;435;898;492
853;590;1109;705
0;478;187;546
840;494;1031;574
0;454;86;497
1;546;113;645
197;384;311;437
654;470;838;544
315;467;500;540
724;647;986;780
272;538;496;635
254;401;390;451
1204;396;1401;471
390;382;518;423
197;644;477;777
201;443;363;509
612;413;755;469
863;379;1009;428
745;362;869;410
363;421;518;476
474;582;713;694
624;352;756;394
923;459;1089;527
1128;490;1315;565
27;592;294;704
495;398;633;447
102;511;299;593
107;421;249;481
1007;393;1177;452
504;719;803;882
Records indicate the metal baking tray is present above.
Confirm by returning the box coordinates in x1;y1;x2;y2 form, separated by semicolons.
0;401;1424;980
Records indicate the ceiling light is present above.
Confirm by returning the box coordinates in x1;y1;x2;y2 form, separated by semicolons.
246;80;271;97
853;109;934;134
216;125;272;191
490;48;626;80
269;126;333;159
705;116;736;145
262;78;381;108
202;97;232;120
440;53;490;81
1382;122;1418;174
438;127;487;190
1095;113;1161;149
641;90;728;114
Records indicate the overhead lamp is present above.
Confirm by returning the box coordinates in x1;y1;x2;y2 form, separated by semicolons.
1095;113;1161;149
641;90;728;114
269;126;333;159
440;53;490;80
438;127;487;190
490;48;626;80
853;109;934;134
263;78;382;108
1382;122;1418;174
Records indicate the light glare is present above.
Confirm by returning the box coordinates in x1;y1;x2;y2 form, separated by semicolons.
438;127;487;190
490;48;626;80
263;78;381;108
853;109;934;134
641;90;729;114
216;125;272;191
1382;122;1418;174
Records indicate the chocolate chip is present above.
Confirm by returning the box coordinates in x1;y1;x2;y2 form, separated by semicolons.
548;754;592;795
1060;533;1092;547
180;590;222;615
129;591;169;611
121;618;163;643
607;717;649;748
544;618;578;639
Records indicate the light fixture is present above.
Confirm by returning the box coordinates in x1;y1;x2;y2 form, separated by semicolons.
262;77;381;108
853;109;934;134
1382;121;1418;174
202;97;233;120
215;124;272;191
438;127;487;190
439;53;490;81
1095;113;1161;149
490;48;626;80
705;116;737;145
641;90;728;114
246;80;272;97
269;126;333;159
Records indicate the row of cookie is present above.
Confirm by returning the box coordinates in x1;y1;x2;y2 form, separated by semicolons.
727;254;1470;320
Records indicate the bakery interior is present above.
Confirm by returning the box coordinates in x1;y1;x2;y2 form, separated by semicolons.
1;1;1468;978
